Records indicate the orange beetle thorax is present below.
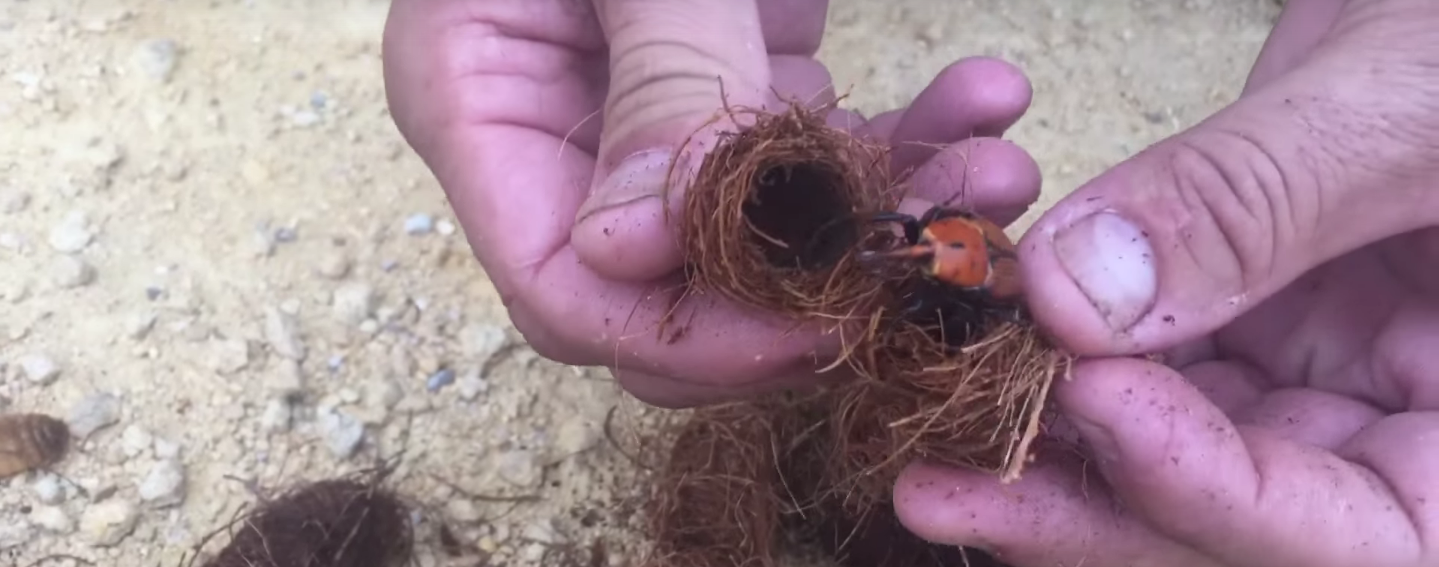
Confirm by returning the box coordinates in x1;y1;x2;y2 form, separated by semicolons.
921;218;992;288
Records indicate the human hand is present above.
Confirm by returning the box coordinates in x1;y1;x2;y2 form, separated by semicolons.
382;0;1041;407
893;1;1439;565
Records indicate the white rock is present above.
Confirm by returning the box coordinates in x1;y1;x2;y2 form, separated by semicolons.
31;506;73;534
263;305;306;361
331;282;377;325
318;408;364;459
52;255;97;288
0;191;29;214
33;474;64;504
120;424;153;458
460;322;508;367
17;353;60;384
403;213;433;235
132;38;179;83
548;415;600;463
0;523;31;549
265;358;306;399
456;369;489;401
445;499;483;524
67;392;121;438
316;250;352;280
124;311;158;340
259;398;292;433
47;210;94;253
137;459;186;507
211;338;253;373
80;499;139;547
154;437;181;459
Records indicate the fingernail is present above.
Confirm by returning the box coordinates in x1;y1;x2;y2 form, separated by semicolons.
1069;415;1120;464
1053;211;1156;332
577;149;677;223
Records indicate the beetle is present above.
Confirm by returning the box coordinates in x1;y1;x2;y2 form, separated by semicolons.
857;205;1024;345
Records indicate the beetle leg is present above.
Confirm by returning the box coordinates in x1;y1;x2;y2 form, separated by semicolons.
867;212;922;245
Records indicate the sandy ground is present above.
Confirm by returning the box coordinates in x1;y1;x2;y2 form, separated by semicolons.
0;0;1278;565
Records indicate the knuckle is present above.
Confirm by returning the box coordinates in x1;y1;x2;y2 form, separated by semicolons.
1162;131;1302;291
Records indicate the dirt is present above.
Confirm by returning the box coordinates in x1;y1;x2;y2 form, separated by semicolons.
0;0;1278;565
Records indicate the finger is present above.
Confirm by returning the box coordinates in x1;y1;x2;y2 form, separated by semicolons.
1242;0;1348;93
893;453;1222;567
571;53;840;278
904;137;1042;228
856;108;906;143
887;57;1033;175
571;0;830;282
1016;37;1439;357
1060;357;1431;567
1229;387;1386;450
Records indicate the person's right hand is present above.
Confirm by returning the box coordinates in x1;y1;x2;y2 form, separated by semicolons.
382;0;1042;407
894;1;1439;565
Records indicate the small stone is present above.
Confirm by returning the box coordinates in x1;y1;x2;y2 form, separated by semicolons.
120;424;153;458
363;378;403;410
318;407;364;459
153;437;181;459
17;353;60;385
522;518;561;544
331;282;377;325
132;38;179;83
79;498;139;546
316;250;352;280
522;543;546;562
337;387;361;404
460;322;508;368
52;255;97;288
48;210;94;253
456;370;489;401
258;398;292;433
0;191;29;214
32;506;73;534
33;474;64;504
425;368;455;393
137;459;186;507
265;358;306;399
496;449;541;487
124;311;158;340
403;213;434;235
445;499;483;524
211;338;253;373
67;392;121;438
436;219;456;236
0;523;31;550
263;305;306;361
549;415;600;463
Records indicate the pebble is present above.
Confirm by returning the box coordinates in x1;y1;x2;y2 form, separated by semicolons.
265;358;306;400
132;38;179;83
317;407;364;459
33;474;64;504
316;249;352;280
547;415;600;464
496;449;542;487
211;338;253;373
52;255;97;288
0;190;29;214
124;311;158;340
67;391;121;438
363;378;403;411
154;437;181;459
332;281;377;325
138;459;187;507
425;368;455;392
32;506;73;534
263;305;306;361
120;424;153;458
79;498;139;547
445;499;483;524
258;398;292;433
0;523;31;549
17;353;60;384
460;322;509;369
456;369;489;401
436;219;456;236
403;213;434;235
48;210;95;253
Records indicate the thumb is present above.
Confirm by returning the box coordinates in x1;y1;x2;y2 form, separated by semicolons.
1018;31;1439;356
571;0;775;281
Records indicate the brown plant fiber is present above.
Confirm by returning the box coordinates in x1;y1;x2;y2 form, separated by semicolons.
646;97;1068;567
